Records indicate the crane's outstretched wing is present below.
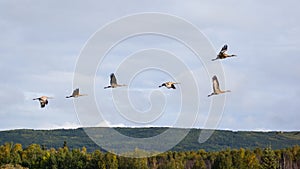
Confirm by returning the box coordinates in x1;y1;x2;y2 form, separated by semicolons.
73;88;79;96
110;73;117;85
220;44;228;53
212;75;220;93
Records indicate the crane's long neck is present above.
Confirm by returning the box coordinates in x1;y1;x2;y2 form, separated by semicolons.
104;86;112;89
208;93;215;97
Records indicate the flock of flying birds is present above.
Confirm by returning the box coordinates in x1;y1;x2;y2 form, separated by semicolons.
33;44;236;108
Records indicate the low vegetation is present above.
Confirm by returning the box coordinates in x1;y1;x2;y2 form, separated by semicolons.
1;142;300;169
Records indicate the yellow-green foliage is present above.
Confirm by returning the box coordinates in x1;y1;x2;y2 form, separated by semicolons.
1;143;300;169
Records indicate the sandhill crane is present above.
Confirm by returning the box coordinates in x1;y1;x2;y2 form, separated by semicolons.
212;44;236;61
159;82;180;89
66;88;87;98
208;76;231;97
33;96;53;108
104;73;127;89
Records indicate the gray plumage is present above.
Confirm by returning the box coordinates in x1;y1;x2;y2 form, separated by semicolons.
66;88;87;98
159;82;180;89
208;76;231;97
104;73;127;89
212;44;236;61
33;96;53;108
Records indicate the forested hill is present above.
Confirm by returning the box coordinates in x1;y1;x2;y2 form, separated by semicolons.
0;127;300;152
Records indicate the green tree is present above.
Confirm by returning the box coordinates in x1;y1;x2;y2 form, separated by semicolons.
165;158;178;169
0;142;14;165
212;151;233;169
104;153;118;169
21;144;44;168
63;141;67;149
244;149;260;169
88;150;105;169
56;147;68;169
231;148;247;169
44;148;58;169
260;146;279;169
66;148;88;169
192;156;206;169
11;143;22;165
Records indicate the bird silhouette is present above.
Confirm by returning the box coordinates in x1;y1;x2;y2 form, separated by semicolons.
159;82;180;89
212;44;236;61
104;73;127;89
208;76;231;97
66;88;87;98
33;96;53;108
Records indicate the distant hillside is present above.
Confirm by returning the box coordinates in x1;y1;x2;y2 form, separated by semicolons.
1;127;300;152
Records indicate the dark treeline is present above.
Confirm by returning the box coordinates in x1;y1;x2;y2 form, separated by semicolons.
1;142;300;169
2;128;300;153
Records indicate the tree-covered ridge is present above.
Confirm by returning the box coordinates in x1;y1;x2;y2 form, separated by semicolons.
1;128;300;152
1;142;300;169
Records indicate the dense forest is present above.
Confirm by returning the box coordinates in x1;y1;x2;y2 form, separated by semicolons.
1;142;300;169
1;128;300;152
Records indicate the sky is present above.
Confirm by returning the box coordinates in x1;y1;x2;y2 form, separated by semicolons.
0;0;300;132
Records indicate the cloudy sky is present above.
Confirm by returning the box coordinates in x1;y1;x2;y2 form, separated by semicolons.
1;0;299;131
